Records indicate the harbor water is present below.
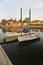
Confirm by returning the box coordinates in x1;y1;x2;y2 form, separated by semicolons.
1;29;43;65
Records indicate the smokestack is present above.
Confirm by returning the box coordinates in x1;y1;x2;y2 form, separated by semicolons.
20;8;22;36
29;9;31;35
20;8;22;21
29;9;31;22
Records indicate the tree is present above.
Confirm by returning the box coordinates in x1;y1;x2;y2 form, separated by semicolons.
13;18;17;22
1;19;7;25
34;20;40;22
10;18;13;21
23;20;26;23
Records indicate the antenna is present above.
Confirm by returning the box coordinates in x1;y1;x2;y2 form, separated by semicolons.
29;9;31;35
20;8;22;36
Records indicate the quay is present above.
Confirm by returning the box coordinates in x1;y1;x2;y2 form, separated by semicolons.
0;45;13;65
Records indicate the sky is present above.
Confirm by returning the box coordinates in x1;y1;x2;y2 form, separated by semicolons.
0;0;43;21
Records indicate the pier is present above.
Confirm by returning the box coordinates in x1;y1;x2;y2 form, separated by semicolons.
0;45;13;65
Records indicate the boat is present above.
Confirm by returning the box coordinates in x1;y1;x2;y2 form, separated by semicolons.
18;32;39;42
0;29;7;43
17;8;39;42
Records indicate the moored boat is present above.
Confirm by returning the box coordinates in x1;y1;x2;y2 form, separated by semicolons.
17;8;40;42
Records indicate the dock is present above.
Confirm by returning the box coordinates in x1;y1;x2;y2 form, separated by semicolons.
0;45;13;65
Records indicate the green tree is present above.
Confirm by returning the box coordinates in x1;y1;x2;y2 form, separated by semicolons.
13;18;17;22
1;19;7;25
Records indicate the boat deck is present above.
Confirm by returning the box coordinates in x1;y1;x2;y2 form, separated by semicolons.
6;32;38;37
1;32;39;43
17;33;39;42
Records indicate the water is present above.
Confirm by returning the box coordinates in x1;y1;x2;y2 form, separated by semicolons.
1;29;43;65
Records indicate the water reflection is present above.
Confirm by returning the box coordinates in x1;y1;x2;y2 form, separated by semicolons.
31;29;43;32
1;30;43;65
18;38;40;47
1;38;40;65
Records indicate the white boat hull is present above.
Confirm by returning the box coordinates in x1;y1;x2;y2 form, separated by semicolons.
0;29;7;43
17;33;39;42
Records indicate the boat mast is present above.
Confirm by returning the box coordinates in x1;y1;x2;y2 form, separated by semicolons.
20;8;22;36
29;9;31;35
